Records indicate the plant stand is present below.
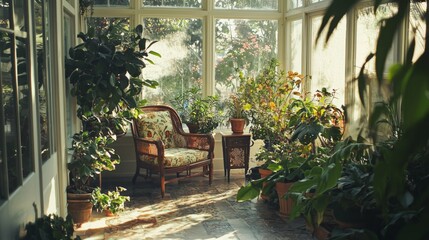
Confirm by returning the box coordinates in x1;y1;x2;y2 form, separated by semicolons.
221;133;252;182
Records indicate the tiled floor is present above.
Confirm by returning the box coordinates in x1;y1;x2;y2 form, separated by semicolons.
75;171;314;240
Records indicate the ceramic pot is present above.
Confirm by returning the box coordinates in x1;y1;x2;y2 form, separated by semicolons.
67;192;93;226
259;168;273;200
230;118;246;133
275;182;294;215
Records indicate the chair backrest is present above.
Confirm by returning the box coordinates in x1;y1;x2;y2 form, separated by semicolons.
133;105;186;148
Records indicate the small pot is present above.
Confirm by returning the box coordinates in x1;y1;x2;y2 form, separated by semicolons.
186;123;199;133
230;118;246;133
104;209;115;217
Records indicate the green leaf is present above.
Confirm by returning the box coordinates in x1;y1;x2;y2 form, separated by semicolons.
316;0;360;44
138;38;146;51
135;25;143;38
148;50;161;58
401;57;429;129
236;183;262;202
375;1;406;84
126;63;141;77
357;53;375;107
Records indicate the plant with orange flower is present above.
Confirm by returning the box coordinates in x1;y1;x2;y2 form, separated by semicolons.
237;59;304;144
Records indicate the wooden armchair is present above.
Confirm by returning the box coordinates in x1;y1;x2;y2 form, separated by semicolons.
131;105;214;198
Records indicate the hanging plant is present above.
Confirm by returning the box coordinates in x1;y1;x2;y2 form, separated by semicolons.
79;0;94;17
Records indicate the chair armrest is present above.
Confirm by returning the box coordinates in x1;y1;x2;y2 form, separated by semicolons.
181;132;215;153
133;137;164;157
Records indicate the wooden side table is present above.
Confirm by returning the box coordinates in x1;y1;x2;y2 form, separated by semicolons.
221;133;252;182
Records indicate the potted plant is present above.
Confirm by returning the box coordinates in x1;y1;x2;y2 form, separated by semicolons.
171;87;225;133
65;22;159;225
225;93;249;133
66;130;120;225
92;187;130;216
237;59;304;145
237;141;312;214
24;214;80;240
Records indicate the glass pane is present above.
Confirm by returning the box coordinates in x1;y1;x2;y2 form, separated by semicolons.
13;0;26;31
215;19;278;97
94;0;130;6
142;0;201;8
355;4;397;77
310;15;346;107
311;0;324;3
410;1;426;62
94;0;108;5
16;36;32;179
215;0;277;10
35;0;51;161
142;18;203;104
288;0;303;9
0;0;11;28
64;14;74;148
289;19;302;73
1;34;19;192
3;36;17;193
353;4;397;123
87;17;130;36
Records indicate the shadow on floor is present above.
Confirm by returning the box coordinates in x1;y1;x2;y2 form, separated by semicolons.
75;171;314;240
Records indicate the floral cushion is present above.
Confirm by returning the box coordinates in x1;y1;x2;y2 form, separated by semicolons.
139;148;208;167
137;111;176;148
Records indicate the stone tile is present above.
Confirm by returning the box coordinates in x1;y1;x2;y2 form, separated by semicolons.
82;172;313;240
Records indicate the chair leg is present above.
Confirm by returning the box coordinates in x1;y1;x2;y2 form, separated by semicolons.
160;175;165;198
209;161;213;185
132;167;140;184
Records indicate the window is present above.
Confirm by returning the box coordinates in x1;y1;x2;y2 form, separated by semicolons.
142;18;203;105
35;0;53;162
289;18;302;73
355;4;397;78
0;0;10;28
215;19;278;97
309;15;346;106
410;1;426;62
95;0;130;7
215;0;277;10
64;14;75;148
142;0;201;8
288;0;303;9
1;0;33;196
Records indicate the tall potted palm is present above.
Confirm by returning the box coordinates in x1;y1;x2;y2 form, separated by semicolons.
65;22;159;225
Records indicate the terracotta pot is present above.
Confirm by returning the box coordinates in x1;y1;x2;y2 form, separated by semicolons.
259;168;273;200
275;182;294;216
230;118;246;133
105;209;115;217
67;193;93;226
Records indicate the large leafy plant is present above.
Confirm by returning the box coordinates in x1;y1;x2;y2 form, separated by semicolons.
288;0;429;238
24;214;80;240
65;23;159;193
65;23;159;124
